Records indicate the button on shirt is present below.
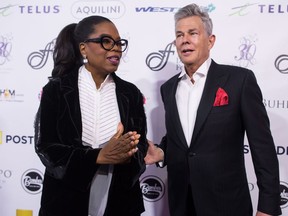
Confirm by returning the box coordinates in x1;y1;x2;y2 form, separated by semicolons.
176;58;211;147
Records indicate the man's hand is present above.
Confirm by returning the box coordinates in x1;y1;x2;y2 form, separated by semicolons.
144;140;164;165
256;211;272;216
97;122;140;164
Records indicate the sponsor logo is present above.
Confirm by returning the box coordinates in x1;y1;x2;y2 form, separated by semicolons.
0;34;13;66
21;169;43;194
145;41;183;72
229;3;258;16
234;35;257;68
259;4;288;14
275;54;288;74
140;175;165;202
27;39;55;70
244;144;288;156
0;169;12;189
280;181;288;209
263;99;288;109
18;5;60;14
0;131;34;145
248;182;255;191
135;4;215;13
135;6;179;13
71;0;125;19
0;89;24;102
16;209;33;216
229;3;288;15
146;42;176;71
0;4;17;16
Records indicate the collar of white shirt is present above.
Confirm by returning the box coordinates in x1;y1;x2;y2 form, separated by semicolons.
178;57;212;81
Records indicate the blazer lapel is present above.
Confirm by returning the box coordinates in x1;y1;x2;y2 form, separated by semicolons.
61;71;82;140
113;73;130;131
191;61;229;145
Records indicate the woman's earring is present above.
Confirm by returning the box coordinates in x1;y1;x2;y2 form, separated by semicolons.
83;55;88;64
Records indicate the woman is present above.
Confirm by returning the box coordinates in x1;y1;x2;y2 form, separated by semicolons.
34;16;148;216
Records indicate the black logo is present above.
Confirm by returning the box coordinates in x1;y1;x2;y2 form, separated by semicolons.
21;169;43;194
140;175;165;202
280;181;288;209
146;42;175;71
275;54;288;74
27;39;55;69
248;182;255;191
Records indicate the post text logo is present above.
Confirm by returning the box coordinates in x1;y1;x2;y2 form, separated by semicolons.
0;131;34;145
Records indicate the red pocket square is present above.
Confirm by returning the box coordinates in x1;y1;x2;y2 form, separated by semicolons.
213;88;229;106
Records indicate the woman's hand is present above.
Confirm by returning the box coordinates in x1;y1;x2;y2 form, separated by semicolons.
97;122;140;164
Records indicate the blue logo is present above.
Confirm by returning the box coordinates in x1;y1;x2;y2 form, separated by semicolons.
136;4;215;13
259;4;288;14
18;5;60;14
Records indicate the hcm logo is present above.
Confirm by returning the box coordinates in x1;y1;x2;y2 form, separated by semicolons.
0;88;24;102
0;89;15;99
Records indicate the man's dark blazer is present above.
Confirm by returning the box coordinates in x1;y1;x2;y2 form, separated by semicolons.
159;60;281;216
35;69;147;216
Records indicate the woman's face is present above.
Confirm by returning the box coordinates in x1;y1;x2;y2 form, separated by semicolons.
80;21;124;76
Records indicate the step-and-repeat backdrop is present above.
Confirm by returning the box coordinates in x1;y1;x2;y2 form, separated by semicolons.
1;0;287;215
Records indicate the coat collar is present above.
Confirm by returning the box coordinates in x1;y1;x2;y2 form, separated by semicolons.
191;60;229;144
167;60;229;148
57;69;131;136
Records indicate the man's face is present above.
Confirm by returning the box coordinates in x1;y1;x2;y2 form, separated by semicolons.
174;16;215;70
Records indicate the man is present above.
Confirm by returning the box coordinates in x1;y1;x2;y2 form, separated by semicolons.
145;3;281;216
